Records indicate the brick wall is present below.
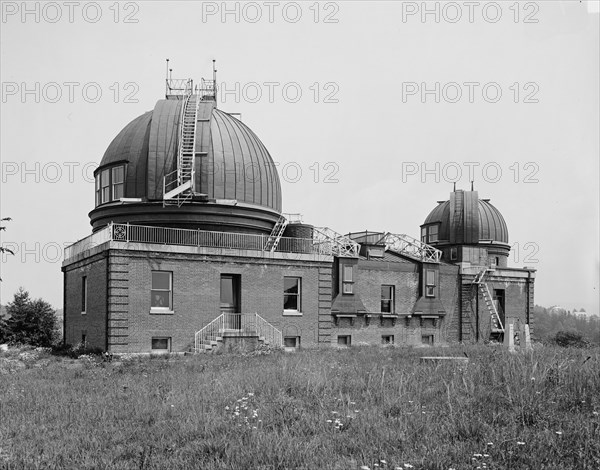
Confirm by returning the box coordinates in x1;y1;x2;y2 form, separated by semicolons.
63;253;108;349
104;248;331;353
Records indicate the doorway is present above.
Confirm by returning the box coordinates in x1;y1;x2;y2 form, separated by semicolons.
493;289;506;326
221;274;241;329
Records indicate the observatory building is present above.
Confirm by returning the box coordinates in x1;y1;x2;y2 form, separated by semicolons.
62;71;536;353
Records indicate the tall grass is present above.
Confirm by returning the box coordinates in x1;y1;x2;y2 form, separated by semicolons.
1;345;598;469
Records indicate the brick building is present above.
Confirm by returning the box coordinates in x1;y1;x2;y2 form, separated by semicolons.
62;75;535;353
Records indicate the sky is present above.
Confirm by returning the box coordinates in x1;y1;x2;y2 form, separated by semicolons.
0;0;599;314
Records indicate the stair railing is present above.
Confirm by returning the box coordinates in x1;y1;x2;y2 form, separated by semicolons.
255;313;283;347
194;313;224;352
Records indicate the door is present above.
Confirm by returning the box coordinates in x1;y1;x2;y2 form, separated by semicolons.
221;274;241;329
493;289;505;326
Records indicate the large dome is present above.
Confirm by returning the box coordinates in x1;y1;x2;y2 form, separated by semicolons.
421;190;509;245
89;97;282;234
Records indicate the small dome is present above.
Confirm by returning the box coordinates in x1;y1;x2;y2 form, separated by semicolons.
90;97;282;234
422;191;508;245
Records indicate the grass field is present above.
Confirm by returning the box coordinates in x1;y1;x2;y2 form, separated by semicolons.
1;344;599;470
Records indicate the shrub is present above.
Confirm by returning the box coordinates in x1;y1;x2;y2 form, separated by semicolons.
553;330;589;348
4;288;59;347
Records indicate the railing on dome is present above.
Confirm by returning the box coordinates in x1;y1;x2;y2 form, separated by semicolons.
64;223;348;261
165;78;193;99
377;232;442;263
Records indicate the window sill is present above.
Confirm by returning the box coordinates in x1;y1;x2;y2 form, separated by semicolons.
283;310;303;316
81;312;86;315
150;309;175;315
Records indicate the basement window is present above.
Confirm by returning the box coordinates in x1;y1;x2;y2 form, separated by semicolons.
151;337;171;352
284;337;300;350
337;335;351;347
382;335;394;345
151;271;173;312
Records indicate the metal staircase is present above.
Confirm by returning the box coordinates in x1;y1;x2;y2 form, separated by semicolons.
473;268;505;340
163;92;200;206
378;232;442;263
264;215;288;252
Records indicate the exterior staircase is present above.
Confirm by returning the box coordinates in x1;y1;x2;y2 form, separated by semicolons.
163;93;200;206
473;268;505;341
264;215;288;251
195;313;283;353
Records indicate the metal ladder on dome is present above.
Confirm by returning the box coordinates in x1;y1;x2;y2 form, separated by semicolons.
163;92;199;207
473;268;505;341
377;232;442;263
264;215;288;252
452;190;464;241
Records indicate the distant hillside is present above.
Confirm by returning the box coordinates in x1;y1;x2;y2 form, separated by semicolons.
534;305;600;345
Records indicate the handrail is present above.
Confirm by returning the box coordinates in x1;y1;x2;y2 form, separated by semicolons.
64;223;339;261
194;313;283;352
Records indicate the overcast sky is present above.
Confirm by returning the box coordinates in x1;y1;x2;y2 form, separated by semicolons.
1;1;598;314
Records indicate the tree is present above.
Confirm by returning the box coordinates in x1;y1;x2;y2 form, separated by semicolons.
5;288;58;347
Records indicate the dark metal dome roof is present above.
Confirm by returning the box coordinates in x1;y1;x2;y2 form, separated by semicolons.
89;97;282;233
98;98;281;209
423;192;508;244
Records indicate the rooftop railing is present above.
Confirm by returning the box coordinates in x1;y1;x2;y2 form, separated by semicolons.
64;223;336;261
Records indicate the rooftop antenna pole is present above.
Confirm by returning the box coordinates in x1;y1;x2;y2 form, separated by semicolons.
212;59;217;105
453;182;456;192
165;59;170;96
471;180;474;191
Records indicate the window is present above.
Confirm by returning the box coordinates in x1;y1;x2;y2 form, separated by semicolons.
96;165;125;206
284;277;301;312
450;247;458;261
101;169;110;203
422;334;434;346
426;269;436;297
81;333;87;346
95;174;101;207
112;166;124;200
81;276;87;313
428;225;438;243
382;335;394;345
342;265;353;294
284;337;300;349
151;271;172;311
421;227;427;243
337;335;351;347
151;337;171;352
381;285;395;313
